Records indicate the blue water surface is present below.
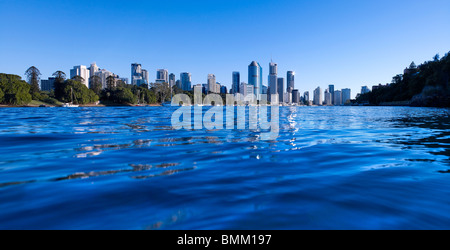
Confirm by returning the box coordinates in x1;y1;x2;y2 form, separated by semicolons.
0;106;449;229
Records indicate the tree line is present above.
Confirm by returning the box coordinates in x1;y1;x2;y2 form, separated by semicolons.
0;67;176;106
357;52;450;107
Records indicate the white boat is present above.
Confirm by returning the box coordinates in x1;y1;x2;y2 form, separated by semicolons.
63;88;79;107
63;103;79;108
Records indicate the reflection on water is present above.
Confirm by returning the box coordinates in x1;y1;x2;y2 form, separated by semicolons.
0;106;450;229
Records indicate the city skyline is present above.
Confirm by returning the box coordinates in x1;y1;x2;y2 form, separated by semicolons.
1;0;450;99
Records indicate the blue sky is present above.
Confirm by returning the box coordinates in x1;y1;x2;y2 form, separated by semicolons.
1;0;449;98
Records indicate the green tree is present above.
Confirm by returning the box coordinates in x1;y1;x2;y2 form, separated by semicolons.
150;82;170;103
89;75;102;96
24;66;41;98
106;75;116;91
71;75;85;86
113;87;136;104
0;73;32;105
53;71;67;100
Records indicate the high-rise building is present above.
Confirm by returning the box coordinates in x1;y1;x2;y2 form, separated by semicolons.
334;90;342;106
287;71;295;93
292;89;300;104
142;70;149;84
240;82;254;100
304;91;310;103
131;63;148;86
156;69;168;83
342;88;351;104
268;62;278;102
180;72;191;91
277;77;285;103
169;73;176;88
220;85;227;94
176;80;182;90
207;74;216;93
40;77;56;91
232;71;240;94
324;89;332;105
89;63;99;78
361;86;370;94
313;87;322;105
328;84;335;104
70;65;90;88
95;69;115;89
248;61;262;100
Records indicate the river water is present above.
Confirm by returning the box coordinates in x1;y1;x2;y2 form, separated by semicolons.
0;106;449;229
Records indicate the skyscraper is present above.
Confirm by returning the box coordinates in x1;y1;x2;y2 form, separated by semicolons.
292;89;300;104
207;74;216;93
277;77;285;103
142;69;149;84
324;89;332;105
304;91;310;104
70;65;90;88
248;61;262;100
131;63;148;86
268;62;278;102
342;88;351;104
232;72;240;94
287;71;295;93
328;84;335;104
180;72;191;91
156;69;168;83
334;90;342;106
313;87;322;105
89;62;99;78
169;73;176;87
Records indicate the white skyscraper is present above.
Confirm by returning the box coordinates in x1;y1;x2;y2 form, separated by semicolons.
313;87;322;106
207;74;217;93
324;89;332;105
70;65;90;88
89;63;99;78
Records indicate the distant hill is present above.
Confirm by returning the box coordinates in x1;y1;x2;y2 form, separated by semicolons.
357;52;450;107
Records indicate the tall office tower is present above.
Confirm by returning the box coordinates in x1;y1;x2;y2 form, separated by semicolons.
169;73;176;87
156;69;169;83
328;84;335;104
313;87;322;105
89;63;99;78
277;77;285;103
131;63;148;85
292;89;300;103
334;90;342;106
142;69;149;84
268;62;278;102
342;88;351;104
176;80;182;90
361;86;370;94
207;74;216;93
324;89;332;105
70;65;90;88
287;71;295;93
94;69;114;89
180;72;192;91
248;61;262;100
232;71;240;94
304;91;310;103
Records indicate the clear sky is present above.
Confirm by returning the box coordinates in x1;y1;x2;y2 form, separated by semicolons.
1;0;449;98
